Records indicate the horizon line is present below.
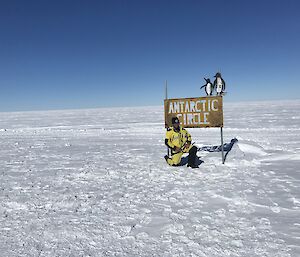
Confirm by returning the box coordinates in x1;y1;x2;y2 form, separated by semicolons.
0;98;299;114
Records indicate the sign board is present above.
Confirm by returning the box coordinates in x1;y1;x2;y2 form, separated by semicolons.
164;96;223;128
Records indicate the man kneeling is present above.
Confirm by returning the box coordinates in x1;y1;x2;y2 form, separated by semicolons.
164;117;199;168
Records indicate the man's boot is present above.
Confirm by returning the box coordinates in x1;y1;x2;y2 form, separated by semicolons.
187;146;199;168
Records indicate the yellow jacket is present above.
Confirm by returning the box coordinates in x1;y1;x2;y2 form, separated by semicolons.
165;126;192;151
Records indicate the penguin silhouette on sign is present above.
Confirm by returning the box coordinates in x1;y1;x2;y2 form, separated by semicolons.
213;72;226;96
200;78;213;96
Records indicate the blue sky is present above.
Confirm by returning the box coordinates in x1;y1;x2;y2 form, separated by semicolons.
0;0;299;111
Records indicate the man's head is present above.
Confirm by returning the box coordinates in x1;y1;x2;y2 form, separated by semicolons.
172;117;180;130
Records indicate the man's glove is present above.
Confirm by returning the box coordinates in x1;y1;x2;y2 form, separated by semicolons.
183;142;191;150
173;146;181;153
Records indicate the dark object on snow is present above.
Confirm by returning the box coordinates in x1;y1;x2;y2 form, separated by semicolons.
198;138;238;152
198;138;238;162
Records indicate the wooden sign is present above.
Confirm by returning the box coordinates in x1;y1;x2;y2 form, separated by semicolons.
164;96;223;128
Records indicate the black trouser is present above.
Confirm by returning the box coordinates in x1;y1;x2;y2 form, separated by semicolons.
188;146;197;166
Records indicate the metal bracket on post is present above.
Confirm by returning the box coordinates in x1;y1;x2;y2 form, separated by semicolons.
221;126;225;164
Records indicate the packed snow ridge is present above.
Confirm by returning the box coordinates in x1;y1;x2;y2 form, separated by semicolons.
0;100;299;256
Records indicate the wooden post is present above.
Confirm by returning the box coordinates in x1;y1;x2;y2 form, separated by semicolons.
221;127;225;164
165;80;168;99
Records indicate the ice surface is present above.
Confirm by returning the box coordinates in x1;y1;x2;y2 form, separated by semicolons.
0;100;299;256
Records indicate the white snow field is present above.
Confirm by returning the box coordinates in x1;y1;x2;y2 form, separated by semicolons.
0;99;299;257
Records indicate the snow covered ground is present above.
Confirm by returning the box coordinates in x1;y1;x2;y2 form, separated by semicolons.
0;99;299;257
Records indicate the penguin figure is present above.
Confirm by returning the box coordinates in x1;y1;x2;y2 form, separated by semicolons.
200;78;213;96
213;72;226;96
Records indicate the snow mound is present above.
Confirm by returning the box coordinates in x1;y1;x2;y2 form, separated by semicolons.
238;140;268;156
226;140;268;162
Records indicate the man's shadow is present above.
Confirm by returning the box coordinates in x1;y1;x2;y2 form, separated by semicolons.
179;156;204;166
